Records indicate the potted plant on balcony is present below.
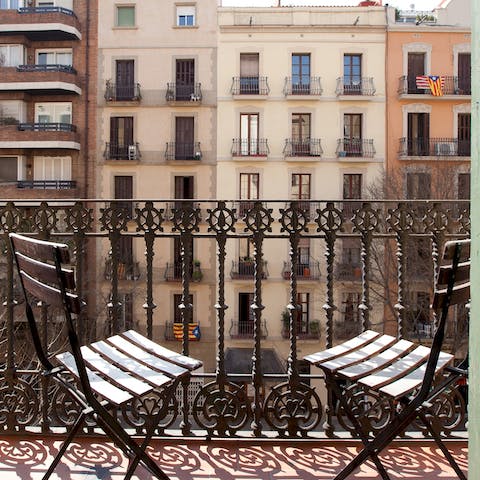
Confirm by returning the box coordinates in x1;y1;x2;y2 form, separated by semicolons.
192;259;203;282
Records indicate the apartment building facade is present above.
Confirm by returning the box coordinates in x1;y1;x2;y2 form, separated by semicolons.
97;0;218;368
217;5;388;371
0;0;97;199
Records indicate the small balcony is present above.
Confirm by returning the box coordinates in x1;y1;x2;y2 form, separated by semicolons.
283;76;323;96
104;258;141;281
231;76;270;96
282;319;321;340
165;142;202;161
231;259;269;280
104;81;141;102
398;75;471;96
336;262;362;281
166;82;202;102
0;65;80;94
282;260;321;281
0;122;80;149
104;142;141;161
164;262;199;282
229;320;268;339
16;180;76;189
231;138;269;157
336;138;376;158
283;138;323;158
336;77;376;96
398;137;471;157
0;6;81;40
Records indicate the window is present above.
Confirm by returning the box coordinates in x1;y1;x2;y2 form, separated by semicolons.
0;0;20;9
343;114;362;156
0;157;17;182
291;173;311;203
407;52;425;93
0;100;25;123
115;60;135;100
35;103;72;124
174;294;194;324
33;156;71;182
457;53;471;94
175;117;195;160
406;172;431;199
175;59;195;100
238;292;254;335
407;112;430;156
458;173;470;200
240;53;259;94
176;5;195;26
343;173;362;199
291;54;310;94
109;117;134;159
37;49;72;66
343;54;362;94
114;175;133;218
406;292;431;338
0;45;24;67
240;113;259;155
340;292;361;338
458;113;471;156
297;293;310;334
116;6;135;27
291;113;311;155
239;173;259;216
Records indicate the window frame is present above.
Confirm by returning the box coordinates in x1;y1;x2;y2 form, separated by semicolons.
115;5;136;28
176;4;196;27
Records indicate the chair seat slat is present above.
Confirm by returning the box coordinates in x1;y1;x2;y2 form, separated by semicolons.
338;339;414;380
81;347;154;397
107;335;189;378
379;351;454;399
358;345;431;389
90;340;172;388
122;330;203;371
304;330;380;365
56;351;133;405
318;335;397;373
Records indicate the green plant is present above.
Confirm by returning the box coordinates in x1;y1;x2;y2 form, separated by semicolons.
0;116;19;126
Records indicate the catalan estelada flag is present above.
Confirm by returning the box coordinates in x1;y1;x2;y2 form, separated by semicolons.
173;323;201;341
415;75;444;96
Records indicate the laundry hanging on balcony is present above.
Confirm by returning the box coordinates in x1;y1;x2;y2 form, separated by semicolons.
415;75;445;96
173;322;201;341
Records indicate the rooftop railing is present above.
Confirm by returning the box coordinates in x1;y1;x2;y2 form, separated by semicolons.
0;199;469;439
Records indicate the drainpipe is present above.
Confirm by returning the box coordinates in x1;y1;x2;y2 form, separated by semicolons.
83;0;91;198
469;0;479;478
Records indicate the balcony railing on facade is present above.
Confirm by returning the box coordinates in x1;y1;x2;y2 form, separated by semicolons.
336;76;376;96
231;259;269;279
0;121;80;147
231;76;270;95
0;6;80;40
18;122;76;132
17;64;76;74
229;320;268;339
104;142;141;161
104;258;140;281
104;81;141;102
165;142;202;161
0;199;469;440
283;76;322;96
164;262;199;282
335;262;362;281
336;138;376;158
282;260;321;281
166;83;202;102
283;138;323;157
398;137;471;157
231;138;269;157
281;320;321;340
398;75;471;96
16;180;76;189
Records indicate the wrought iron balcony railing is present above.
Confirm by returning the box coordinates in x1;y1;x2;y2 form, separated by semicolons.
229;320;268;339
398;137;470;157
104;258;140;281
336;76;376;96
19;6;75;16
165;142;202;161
104;142;141;160
166;82;202;102
16;64;76;74
231;76;270;95
18;122;76;132
16;180;76;189
104;81;142;102
0;199;469;440
398;75;471;95
283;138;323;157
282;259;320;280
231;259;269;279
335;262;362;281
231;138;269;156
283;76;323;96
336;138;375;158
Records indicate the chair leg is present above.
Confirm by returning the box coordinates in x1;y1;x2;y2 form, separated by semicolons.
417;411;467;480
43;411;86;480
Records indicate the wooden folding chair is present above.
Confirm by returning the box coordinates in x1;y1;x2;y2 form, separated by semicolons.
10;233;202;480
305;238;469;480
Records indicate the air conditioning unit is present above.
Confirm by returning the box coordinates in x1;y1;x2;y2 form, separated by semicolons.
128;144;137;160
434;142;455;156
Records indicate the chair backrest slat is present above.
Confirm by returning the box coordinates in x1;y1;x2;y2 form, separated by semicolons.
16;252;76;290
10;233;70;263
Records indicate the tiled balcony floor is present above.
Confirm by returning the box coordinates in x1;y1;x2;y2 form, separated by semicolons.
0;435;467;479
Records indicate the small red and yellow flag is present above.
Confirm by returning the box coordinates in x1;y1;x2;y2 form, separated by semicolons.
173;323;201;341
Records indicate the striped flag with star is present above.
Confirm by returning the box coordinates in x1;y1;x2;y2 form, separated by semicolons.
416;75;445;96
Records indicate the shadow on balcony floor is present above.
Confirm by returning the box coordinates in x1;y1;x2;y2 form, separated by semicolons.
0;435;467;479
